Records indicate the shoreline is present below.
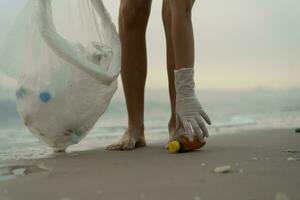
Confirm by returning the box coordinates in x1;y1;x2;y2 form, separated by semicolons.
2;126;298;162
0;128;299;200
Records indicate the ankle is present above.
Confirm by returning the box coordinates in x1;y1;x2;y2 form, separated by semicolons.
168;115;176;128
128;124;144;133
168;117;176;138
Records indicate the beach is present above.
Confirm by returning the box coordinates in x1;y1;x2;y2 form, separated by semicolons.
0;0;299;199
0;128;299;200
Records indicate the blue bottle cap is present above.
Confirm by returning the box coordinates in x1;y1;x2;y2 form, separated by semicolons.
40;91;52;103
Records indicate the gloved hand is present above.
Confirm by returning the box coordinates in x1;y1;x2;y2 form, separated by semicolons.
175;68;211;141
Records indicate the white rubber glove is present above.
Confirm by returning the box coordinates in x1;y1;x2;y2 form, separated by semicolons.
175;68;212;141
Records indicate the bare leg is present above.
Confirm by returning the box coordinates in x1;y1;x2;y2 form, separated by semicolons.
170;0;195;69
107;0;152;151
168;1;209;145
162;0;196;141
162;0;176;138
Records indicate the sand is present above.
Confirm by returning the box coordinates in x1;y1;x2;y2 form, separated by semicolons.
0;128;299;200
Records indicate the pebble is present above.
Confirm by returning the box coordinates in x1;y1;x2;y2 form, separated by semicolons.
214;165;231;173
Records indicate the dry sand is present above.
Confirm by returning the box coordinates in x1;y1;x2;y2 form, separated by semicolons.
0;128;299;200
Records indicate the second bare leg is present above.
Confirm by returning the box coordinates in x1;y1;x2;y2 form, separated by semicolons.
107;0;152;151
162;0;176;139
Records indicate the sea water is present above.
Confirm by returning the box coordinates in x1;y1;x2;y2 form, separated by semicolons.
0;88;300;160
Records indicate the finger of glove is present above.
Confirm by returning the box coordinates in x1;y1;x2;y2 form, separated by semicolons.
196;115;209;137
182;120;194;140
199;109;212;125
190;119;204;140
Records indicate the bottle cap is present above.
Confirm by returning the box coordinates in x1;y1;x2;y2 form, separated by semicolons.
40;91;52;103
168;140;180;153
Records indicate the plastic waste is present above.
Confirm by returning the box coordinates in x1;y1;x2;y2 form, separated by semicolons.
0;0;121;151
167;129;206;153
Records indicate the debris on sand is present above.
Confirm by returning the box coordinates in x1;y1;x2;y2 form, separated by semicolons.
139;193;146;200
213;165;231;173
287;157;300;161
295;128;300;133
252;157;259;161
37;163;52;171
284;149;299;153
194;196;202;200
60;198;72;200
274;192;289;200
96;190;103;195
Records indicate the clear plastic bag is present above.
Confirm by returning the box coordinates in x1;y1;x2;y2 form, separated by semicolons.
0;0;121;151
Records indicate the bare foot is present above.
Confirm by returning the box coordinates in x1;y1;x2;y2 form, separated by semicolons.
106;127;146;151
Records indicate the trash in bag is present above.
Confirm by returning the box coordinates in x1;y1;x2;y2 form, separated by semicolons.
0;0;121;152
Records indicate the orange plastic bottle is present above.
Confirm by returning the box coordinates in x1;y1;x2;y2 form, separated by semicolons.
168;135;206;153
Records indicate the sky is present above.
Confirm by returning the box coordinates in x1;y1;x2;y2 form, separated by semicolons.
0;0;299;90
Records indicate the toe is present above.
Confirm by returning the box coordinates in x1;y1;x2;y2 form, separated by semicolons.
106;140;136;151
106;143;122;151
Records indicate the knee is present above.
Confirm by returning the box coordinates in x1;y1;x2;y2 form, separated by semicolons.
169;0;193;20
119;1;151;33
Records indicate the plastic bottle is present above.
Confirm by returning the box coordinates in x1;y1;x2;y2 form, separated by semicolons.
168;135;206;153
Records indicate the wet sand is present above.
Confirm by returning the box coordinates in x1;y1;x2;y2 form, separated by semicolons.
0;128;299;200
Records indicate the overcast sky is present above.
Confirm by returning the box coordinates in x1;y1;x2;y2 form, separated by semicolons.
0;0;299;90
